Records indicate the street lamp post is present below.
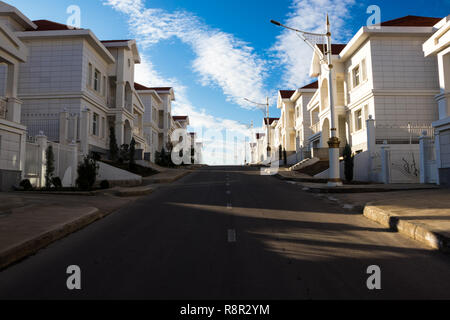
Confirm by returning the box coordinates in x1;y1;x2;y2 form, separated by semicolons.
271;14;342;187
244;97;271;160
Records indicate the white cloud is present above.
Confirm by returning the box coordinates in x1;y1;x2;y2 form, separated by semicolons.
135;55;253;165
104;0;268;109
271;0;356;88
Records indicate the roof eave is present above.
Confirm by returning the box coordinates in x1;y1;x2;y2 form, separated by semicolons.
16;29;116;64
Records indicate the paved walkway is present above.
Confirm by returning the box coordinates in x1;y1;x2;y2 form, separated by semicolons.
0;192;134;270
309;189;450;252
142;168;191;184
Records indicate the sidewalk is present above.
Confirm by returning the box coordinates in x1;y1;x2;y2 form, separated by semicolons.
0;167;195;270
142;168;191;184
0;192;134;270
315;189;450;252
275;169;438;193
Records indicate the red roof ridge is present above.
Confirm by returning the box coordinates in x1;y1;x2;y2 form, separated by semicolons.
380;15;442;27
29;19;82;31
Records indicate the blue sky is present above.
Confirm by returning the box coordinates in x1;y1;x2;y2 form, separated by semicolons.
7;0;449;164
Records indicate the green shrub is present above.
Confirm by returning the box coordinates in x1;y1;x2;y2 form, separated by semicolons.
45;145;55;189
109;126;119;161
100;180;110;189
129;138;136;171
76;156;99;190
20;179;33;191
51;177;62;189
343;144;354;182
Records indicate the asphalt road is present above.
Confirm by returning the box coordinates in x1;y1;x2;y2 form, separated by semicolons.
1;166;450;300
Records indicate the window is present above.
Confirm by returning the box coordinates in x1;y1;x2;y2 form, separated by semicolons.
94;69;100;92
128;59;131;68
361;59;367;82
352;65;360;88
93;113;99;136
101;117;106;138
88;63;92;88
355;109;363;131
103;76;106;96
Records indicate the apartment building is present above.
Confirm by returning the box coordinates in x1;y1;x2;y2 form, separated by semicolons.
424;15;450;185
135;83;176;161
291;81;318;157
276;90;296;156
0;1;31;189
307;16;441;156
0;2;148;162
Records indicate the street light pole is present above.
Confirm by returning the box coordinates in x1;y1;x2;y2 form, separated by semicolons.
271;14;342;187
325;15;342;187
244;97;271;160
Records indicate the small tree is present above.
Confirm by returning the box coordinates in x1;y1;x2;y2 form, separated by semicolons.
45;145;55;189
278;145;283;161
76;156;99;190
109;126;119;161
129;138;136;170
343;144;354;182
283;149;287;165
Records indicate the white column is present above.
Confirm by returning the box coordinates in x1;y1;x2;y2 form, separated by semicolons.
59;109;69;145
69;141;79;187
366;115;376;154
19;131;26;179
115;118;124;146
36;132;48;188
435;131;442;185
80;108;90;155
419;131;428;184
437;52;450;119
381;144;390;184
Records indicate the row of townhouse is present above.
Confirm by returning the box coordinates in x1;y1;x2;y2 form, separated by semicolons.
0;1;197;190
253;14;450;185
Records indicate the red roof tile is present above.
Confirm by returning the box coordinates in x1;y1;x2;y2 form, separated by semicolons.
301;80;318;90
380;15;442;27
318;44;347;55
134;82;151;90
279;90;295;99
173;116;188;121
28;20;82;31
264;118;279;125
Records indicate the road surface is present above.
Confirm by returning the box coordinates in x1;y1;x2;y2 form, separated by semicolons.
1;166;450;299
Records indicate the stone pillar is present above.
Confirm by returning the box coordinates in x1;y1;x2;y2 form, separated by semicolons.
80;108;90;155
69;141;79;187
437;52;450;118
59;109;69;145
419;131;428;184
19;131;26;179
366;115;376;154
116;81;126;110
380;143;390;184
5;63;22;123
36;132;48;188
435;131;442;186
115;119;124;146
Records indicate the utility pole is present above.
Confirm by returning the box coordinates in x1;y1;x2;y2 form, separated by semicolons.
271;14;342;187
244;97;271;160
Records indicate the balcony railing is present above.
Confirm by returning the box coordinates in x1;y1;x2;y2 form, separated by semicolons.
310;122;321;134
0;98;6;119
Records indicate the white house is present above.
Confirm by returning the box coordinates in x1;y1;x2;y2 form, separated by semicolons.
291;81;318;159
276;90;296;157
305;15;442;183
0;1;31;190
135;83;176;161
0;1;149;161
423;15;450;185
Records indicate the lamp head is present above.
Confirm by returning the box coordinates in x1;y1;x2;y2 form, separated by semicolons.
270;20;282;26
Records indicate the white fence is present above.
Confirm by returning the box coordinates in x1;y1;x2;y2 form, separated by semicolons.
375;123;434;145
23;134;79;188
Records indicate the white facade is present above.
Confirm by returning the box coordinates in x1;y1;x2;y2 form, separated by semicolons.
0;1;32;190
424;15;450;185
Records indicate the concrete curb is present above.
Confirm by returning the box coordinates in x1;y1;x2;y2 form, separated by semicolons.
144;171;191;184
114;186;154;197
0;207;101;271
274;174;439;193
364;204;450;252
